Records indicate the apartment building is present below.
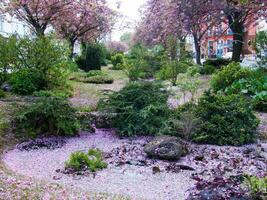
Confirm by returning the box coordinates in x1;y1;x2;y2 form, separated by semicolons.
202;20;259;59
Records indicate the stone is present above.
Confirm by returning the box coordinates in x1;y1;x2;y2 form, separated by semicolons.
1;82;12;92
144;136;183;160
89;112;116;129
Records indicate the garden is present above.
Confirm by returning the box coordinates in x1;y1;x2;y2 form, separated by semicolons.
0;0;266;200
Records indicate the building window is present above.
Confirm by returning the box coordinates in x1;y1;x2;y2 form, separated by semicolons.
227;40;233;52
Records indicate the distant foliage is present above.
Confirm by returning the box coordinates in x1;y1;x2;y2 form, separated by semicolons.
84;75;114;84
211;62;252;92
203;58;231;69
192;91;259;146
15;97;79;138
199;64;216;75
111;53;125;69
76;42;106;72
65;149;107;172
253;31;267;69
99;82;170;136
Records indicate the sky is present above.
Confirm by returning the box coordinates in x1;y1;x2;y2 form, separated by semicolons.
107;0;147;41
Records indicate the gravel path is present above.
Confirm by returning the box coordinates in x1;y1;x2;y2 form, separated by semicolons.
2;130;194;200
3;129;266;200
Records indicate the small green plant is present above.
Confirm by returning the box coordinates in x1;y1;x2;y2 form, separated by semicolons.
244;175;267;200
211;62;252;92
99;82;170;136
65;149;107;172
111;53;125;69
192;91;259;146
176;66;201;102
253;91;267;112
15;97;79;138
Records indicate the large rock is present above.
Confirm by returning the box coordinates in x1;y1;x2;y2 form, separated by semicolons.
1;82;12;92
144;136;183;160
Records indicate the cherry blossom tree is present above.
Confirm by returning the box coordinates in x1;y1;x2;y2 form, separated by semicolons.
1;0;72;36
136;0;219;64
106;41;128;53
53;0;116;57
2;0;117;57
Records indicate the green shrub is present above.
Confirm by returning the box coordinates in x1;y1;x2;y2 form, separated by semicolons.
7;36;71;95
244;175;267;200
99;82;170;136
111;53;125;69
15;97;79;138
10;68;45;95
65;149;107;172
192;91;259;146
211;62;253;92
123;59;148;81
84;75;114;84
224;71;267;111
156;60;189;85
200;65;216;75
253;91;267;112
76;42;106;72
161;103;200;140
0;89;6;98
203;58;231;69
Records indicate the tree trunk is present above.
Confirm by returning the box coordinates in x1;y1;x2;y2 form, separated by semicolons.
193;34;201;65
69;39;76;59
226;12;245;62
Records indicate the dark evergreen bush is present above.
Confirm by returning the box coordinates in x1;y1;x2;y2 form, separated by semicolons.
192;91;259;146
99;82;171;136
15;97;79;138
203;58;231;69
76;42;106;72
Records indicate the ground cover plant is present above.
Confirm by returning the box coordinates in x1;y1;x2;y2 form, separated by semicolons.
14;97;79;138
99;81;171;136
65;149;107;172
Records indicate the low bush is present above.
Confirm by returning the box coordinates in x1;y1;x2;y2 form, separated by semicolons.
111;53;125;69
9;68;45;95
33;89;72;98
65;149;107;172
86;70;105;77
211;62;253;92
192;91;259;146
203;58;231;69
84;75;114;84
244;175;267;200
0;89;6;98
253;91;267;112
15;97;79;138
99;82;170;136
199;65;216;75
